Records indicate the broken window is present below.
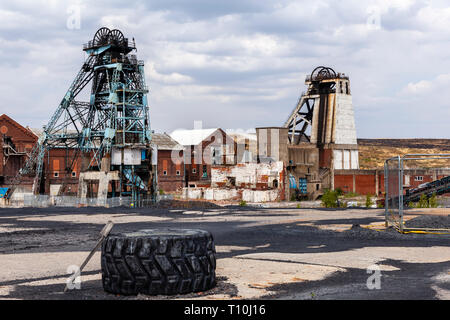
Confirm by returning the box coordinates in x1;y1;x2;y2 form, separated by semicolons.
273;179;278;188
211;147;222;165
227;177;236;187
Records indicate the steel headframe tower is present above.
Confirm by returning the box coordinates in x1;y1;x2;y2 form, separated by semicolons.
12;27;157;205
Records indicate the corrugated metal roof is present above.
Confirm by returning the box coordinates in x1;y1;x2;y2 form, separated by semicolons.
169;128;219;146
152;133;184;150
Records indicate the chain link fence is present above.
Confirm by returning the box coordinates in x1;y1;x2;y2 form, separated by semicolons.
384;156;402;230
385;154;450;233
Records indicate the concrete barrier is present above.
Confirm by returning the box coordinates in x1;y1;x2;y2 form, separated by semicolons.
242;189;280;203
183;187;281;203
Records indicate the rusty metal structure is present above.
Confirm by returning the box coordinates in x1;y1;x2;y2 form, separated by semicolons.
7;27;157;205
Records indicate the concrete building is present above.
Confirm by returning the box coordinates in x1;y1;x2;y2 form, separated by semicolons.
227;131;257;163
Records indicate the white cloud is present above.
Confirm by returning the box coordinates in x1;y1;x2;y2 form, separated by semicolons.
146;62;193;84
401;73;450;95
402;80;432;95
0;0;449;138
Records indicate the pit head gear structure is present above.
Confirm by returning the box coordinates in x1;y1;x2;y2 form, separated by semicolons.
8;28;157;205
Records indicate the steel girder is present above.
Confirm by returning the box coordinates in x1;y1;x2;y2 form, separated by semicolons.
284;94;315;145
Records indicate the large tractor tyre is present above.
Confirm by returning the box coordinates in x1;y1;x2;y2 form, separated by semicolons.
101;229;216;296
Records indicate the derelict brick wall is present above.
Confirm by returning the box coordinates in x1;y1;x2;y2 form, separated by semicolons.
335;172;385;196
0;115;37;178
319;148;332;168
185;129;236;185
354;174;377;195
334;174;354;193
158;149;184;192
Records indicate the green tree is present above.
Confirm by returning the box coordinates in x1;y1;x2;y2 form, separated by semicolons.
239;200;247;207
428;193;438;208
365;194;374;208
418;194;429;208
321;190;339;208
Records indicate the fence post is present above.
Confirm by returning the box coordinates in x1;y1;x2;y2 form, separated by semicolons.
384;160;388;227
398;156;403;233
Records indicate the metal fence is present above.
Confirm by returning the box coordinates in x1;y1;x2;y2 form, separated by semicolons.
2;195;159;208
384;154;450;233
384;156;402;230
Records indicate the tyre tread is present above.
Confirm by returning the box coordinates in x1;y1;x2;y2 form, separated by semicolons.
101;230;216;295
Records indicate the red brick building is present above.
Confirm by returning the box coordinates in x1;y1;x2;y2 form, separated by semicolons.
0;115;83;195
43;148;81;195
0;114;186;196
0;114;37;188
170;128;237;188
334;169;449;196
152;133;185;193
334;170;384;196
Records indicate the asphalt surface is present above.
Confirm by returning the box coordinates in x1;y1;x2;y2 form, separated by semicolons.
0;204;449;300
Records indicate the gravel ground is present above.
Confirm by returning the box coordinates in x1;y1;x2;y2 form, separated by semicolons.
405;215;450;229
0;205;449;300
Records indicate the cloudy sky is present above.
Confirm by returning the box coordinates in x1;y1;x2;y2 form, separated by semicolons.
0;0;449;138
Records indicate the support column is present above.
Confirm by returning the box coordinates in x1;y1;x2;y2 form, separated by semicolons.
0;137;3;178
97;172;109;206
375;170;379;196
77;174;88;201
352;174;356;193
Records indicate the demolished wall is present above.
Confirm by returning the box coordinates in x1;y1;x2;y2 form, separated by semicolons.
182;161;286;203
211;161;284;189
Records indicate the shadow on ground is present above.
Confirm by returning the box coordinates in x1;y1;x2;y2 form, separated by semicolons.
0;206;449;299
